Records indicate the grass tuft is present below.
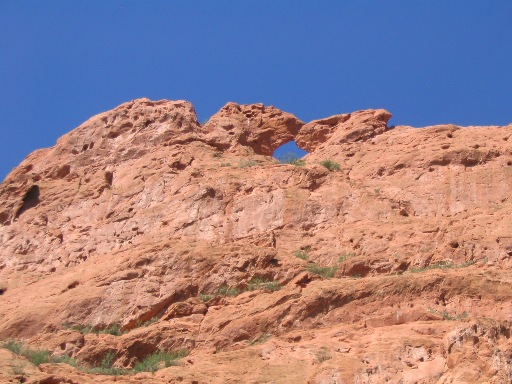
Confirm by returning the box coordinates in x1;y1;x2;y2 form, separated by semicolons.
338;252;356;262
63;323;123;336
294;250;309;260
428;307;469;321
1;340;186;375
216;285;240;297
409;260;474;273
247;278;281;292
278;152;305;166
307;264;337;279
239;160;258;168
320;160;341;171
198;293;215;302
3;340;23;355
315;347;332;363
133;350;188;373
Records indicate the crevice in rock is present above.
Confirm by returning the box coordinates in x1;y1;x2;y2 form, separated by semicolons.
104;171;114;187
0;211;10;226
15;185;40;219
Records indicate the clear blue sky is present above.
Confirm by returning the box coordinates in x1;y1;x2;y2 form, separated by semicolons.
1;1;511;180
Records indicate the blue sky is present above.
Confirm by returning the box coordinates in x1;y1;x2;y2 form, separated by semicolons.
1;1;511;180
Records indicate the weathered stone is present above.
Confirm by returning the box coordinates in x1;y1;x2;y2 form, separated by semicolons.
1;98;512;383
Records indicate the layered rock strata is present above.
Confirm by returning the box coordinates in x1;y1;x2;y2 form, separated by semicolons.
1;98;512;383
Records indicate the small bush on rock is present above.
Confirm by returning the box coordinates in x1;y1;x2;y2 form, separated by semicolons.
307;264;337;279
133;350;188;373
320;160;341;171
247;278;281;292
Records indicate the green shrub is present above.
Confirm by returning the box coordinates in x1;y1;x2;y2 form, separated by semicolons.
247;278;281;292
53;354;79;367
294;250;309;260
2;340;76;367
320;160;341;171
138;317;159;327
133;350;188;373
239;160;258;168
250;333;272;345
3;340;23;355
307;264;337;279
84;351;126;376
198;293;215;302
2;341;187;376
63;323;123;336
409;260;474;273
24;349;52;365
216;285;240;297
338;252;356;262
316;347;332;363
99;324;122;336
427;307;469;321
11;363;25;375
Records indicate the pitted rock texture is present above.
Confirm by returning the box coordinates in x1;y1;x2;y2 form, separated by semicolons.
1;98;512;383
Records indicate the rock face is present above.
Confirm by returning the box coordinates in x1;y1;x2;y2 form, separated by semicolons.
1;98;512;383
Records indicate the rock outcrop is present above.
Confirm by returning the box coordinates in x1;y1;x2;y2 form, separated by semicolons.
0;98;512;383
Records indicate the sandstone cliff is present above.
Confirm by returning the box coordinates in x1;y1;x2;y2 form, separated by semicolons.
0;98;511;383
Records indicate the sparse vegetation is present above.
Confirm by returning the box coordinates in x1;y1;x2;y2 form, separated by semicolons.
1;340;186;376
63;323;123;336
220;163;232;167
133;350;188;373
320;160;341;171
295;249;310;260
2;340;78;367
278;152;305;166
307;264;337;279
315;347;332;363
86;351;125;376
11;363;26;376
250;333;272;345
247;278;281;292
101;324;123;336
198;293;215;302
338;252;356;263
216;285;240;297
428;308;469;321
3;340;23;355
408;260;474;273
239;159;258;168
137;317;159;328
199;278;280;302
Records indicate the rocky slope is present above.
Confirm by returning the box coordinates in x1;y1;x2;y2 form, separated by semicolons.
0;98;512;383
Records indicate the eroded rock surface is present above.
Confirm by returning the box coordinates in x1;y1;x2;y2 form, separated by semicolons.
1;98;512;383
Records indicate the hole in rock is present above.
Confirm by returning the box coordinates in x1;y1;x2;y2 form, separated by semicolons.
67;281;79;290
104;171;114;186
15;185;40;218
273;141;308;164
0;211;10;225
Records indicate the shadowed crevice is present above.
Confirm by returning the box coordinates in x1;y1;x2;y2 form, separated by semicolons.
15;185;40;219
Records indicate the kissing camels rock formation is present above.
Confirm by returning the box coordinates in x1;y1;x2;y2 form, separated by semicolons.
0;98;512;383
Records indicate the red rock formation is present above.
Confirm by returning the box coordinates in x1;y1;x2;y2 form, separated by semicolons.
0;98;512;383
